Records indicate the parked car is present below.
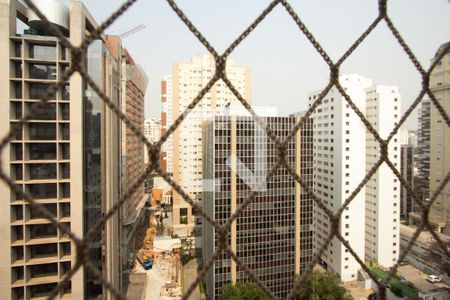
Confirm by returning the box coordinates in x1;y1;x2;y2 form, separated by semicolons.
399;259;409;266
427;274;441;283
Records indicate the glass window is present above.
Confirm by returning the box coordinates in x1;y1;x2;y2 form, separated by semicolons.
14;62;22;77
14;82;22;99
60;163;70;179
29;263;58;277
30;204;57;219
29;63;57;80
29;83;56;100
29;44;56;60
14;42;22;57
11;123;22;140
29;224;57;239
61;46;71;61
29;143;56;160
27;183;57;199
27;103;56;120
11;102;22;119
60;183;70;198
60;203;70;218
30;283;57;298
29;163;57;180
62;84;70;100
12;144;23;160
60;124;69;140
60;103;69;120
29;244;57;258
29;123;56;140
12;165;23;181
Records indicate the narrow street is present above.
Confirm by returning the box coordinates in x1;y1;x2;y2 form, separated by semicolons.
131;209;181;300
182;259;200;300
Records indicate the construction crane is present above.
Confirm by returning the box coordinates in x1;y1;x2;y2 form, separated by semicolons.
119;24;145;39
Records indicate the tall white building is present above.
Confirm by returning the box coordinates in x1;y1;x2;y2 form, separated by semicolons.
310;75;403;280
309;74;372;281
161;75;174;174
144;117;161;143
164;55;251;236
365;86;401;268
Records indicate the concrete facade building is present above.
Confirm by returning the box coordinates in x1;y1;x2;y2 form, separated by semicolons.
119;47;149;287
428;42;450;234
309;74;371;281
400;224;449;276
0;1;146;299
166;55;251;236
203;111;312;299
364;85;401;268
160;75;173;174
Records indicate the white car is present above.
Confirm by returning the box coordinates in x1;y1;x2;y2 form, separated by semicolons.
427;275;441;283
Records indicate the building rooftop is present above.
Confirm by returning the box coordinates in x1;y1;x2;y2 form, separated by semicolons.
400;224;450;249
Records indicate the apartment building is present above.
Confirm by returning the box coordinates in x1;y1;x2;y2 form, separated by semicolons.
309;74;371;281
428;41;450;235
0;1;145;298
309;75;404;277
161;75;173;174
144;118;161;143
165;55;251;236
203;108;312;299
364;86;400;268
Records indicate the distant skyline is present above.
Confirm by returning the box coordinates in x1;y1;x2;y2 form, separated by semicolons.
76;0;450;130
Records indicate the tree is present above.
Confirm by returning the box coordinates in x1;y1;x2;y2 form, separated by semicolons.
390;284;403;297
180;238;196;265
294;271;353;300
156;221;164;235
219;282;270;300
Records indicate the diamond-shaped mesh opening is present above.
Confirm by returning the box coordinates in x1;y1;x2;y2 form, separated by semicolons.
0;0;449;299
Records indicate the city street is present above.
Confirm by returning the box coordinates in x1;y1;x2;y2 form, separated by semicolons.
397;265;448;292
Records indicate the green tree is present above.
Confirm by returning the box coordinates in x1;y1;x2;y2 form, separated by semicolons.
180;238;196;265
294;271;353;300
390;284;403;297
219;282;270;300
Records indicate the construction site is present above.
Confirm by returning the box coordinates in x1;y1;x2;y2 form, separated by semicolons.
128;207;182;300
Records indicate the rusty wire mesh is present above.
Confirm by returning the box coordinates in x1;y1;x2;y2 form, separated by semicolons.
1;0;449;299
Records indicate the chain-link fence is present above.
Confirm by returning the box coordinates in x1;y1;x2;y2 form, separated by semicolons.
1;0;449;299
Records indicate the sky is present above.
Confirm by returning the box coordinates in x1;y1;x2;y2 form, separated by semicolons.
74;0;450;130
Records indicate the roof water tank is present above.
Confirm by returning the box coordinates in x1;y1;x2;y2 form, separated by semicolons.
28;0;69;36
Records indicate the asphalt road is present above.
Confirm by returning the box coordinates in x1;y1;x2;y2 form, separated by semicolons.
397;264;448;292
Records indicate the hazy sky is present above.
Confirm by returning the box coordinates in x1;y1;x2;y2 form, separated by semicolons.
75;0;450;129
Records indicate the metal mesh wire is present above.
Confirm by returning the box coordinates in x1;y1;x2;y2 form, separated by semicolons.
1;0;449;299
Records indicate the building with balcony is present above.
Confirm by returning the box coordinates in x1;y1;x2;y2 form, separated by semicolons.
0;0;145;298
